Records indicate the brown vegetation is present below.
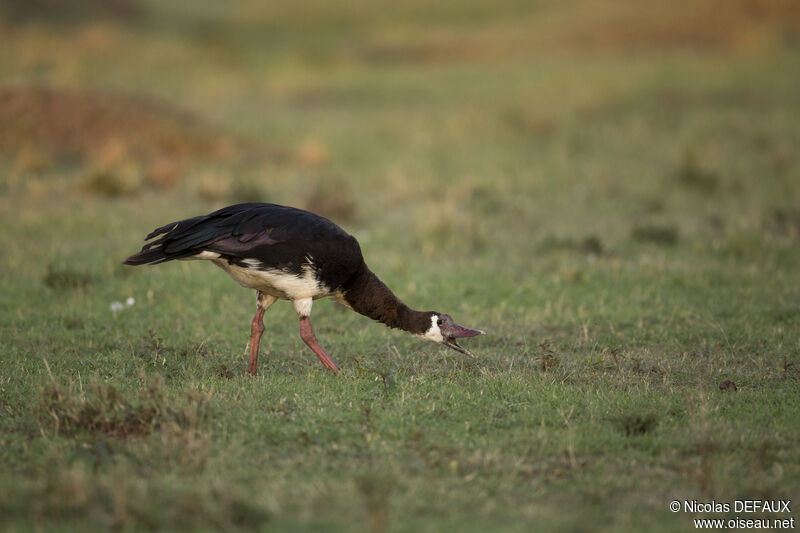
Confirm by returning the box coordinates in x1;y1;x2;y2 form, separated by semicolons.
0;88;240;162
38;374;211;439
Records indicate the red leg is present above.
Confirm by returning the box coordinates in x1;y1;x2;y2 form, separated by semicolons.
299;317;340;374
247;307;265;376
246;292;276;376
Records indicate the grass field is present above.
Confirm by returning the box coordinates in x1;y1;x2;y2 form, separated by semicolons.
1;1;799;531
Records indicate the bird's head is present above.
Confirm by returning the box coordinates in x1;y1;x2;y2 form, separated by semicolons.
419;312;485;358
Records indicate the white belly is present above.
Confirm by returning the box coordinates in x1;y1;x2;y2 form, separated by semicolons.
184;252;327;300
215;260;327;300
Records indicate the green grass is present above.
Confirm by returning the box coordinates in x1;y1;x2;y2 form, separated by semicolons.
1;1;800;531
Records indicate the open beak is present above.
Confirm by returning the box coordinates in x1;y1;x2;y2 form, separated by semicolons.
441;323;485;358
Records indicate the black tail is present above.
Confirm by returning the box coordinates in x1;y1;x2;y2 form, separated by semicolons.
123;247;170;265
123;215;208;266
123;203;278;267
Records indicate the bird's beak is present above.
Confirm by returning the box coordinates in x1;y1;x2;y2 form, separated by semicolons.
440;323;485;358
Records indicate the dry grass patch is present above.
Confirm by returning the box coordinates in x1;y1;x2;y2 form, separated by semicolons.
0;88;284;195
38;373;211;439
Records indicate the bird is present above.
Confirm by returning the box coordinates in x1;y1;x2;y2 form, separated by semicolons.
124;202;484;375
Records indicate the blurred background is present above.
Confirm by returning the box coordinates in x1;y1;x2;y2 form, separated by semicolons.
3;0;798;250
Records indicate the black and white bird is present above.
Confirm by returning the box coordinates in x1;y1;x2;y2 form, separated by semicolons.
124;202;484;375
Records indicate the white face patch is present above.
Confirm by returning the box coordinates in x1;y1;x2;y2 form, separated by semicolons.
418;314;444;343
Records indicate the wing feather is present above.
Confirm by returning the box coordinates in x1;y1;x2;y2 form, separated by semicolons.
124;203;354;268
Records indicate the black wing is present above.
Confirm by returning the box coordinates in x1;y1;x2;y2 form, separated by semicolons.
124;203;363;289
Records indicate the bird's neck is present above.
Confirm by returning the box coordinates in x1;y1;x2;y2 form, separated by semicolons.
341;262;430;335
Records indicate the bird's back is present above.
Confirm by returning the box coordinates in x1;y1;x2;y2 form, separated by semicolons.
124;203;364;294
